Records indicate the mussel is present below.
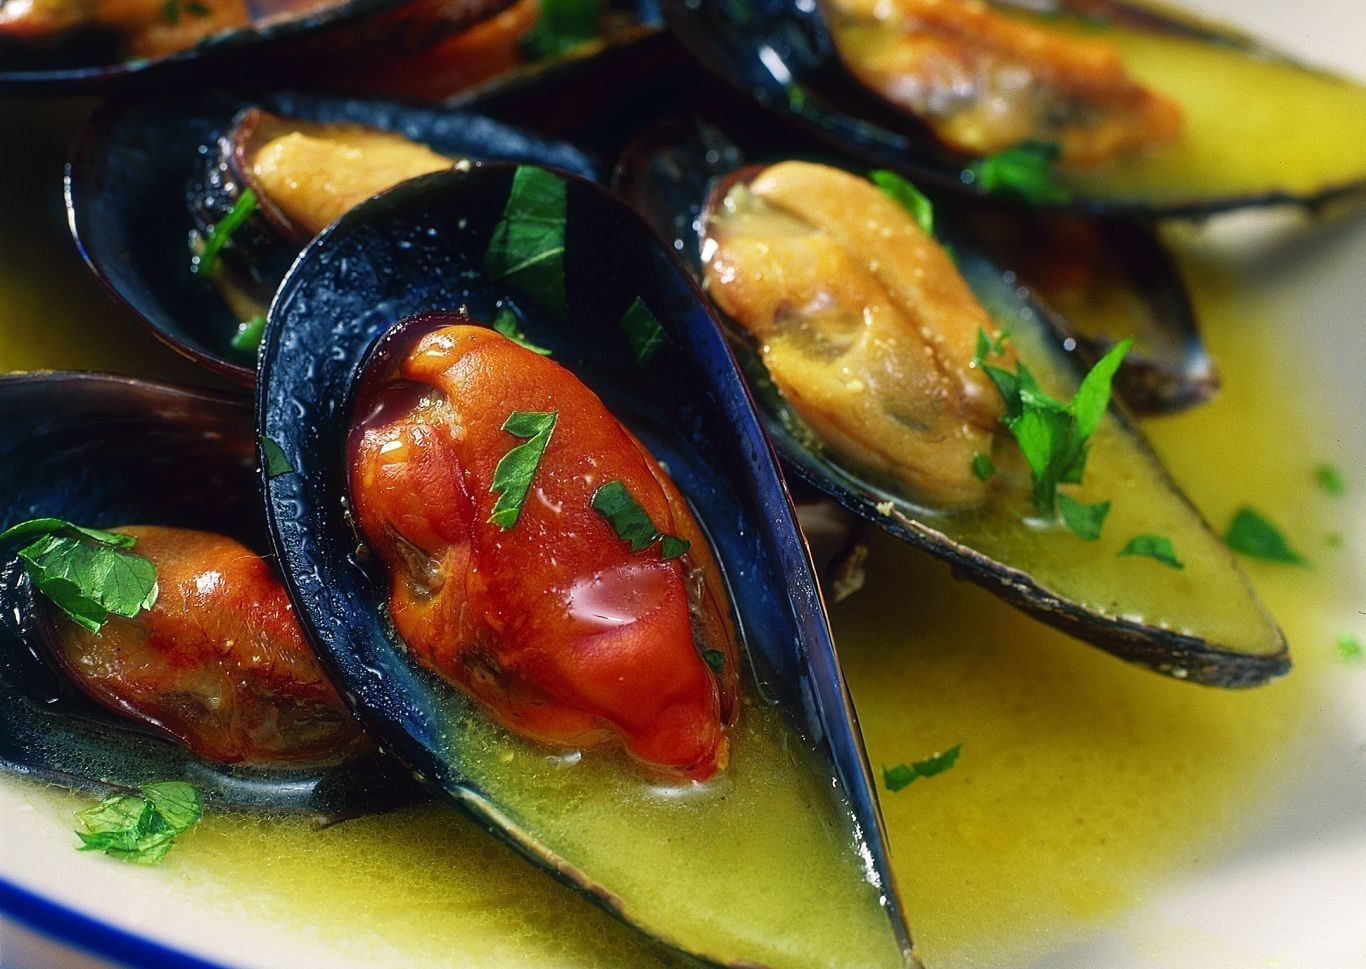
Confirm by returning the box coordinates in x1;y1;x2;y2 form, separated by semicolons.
258;163;916;966
612;118;1286;687
66;90;596;382
660;0;1366;215
0;372;419;817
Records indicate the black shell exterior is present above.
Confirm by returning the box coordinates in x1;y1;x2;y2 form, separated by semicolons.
257;164;915;966
66;90;598;383
0;372;421;817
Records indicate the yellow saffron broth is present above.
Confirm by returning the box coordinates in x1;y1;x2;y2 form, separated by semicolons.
0;98;1356;968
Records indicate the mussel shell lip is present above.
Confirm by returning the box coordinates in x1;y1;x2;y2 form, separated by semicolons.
658;0;1366;217
0;371;420;816
683;158;1287;687
0;0;404;92
257;162;915;966
65;90;600;387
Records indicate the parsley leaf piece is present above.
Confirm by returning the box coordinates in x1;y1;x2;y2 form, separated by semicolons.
966;142;1070;205
1224;507;1305;565
702;649;725;673
522;0;601;59
984;339;1130;515
1337;634;1363;661
620;297;668;366
231;314;266;353
75;782;203;865
590;480;690;559
491;307;553;356
1119;534;1183;569
1058;493;1110;541
1;519;158;633
972;326;1010;368
194;189;257;278
1313;464;1345;496
870;170;934;235
883;743;962;793
488;411;558;529
259;435;294;479
161;0;179;24
971;452;995;482
485;167;567;318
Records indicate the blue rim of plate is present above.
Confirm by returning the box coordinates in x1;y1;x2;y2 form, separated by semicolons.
0;875;227;969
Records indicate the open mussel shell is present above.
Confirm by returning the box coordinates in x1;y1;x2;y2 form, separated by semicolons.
615;115;1217;415
66;90;597;384
659;0;1366;217
0;372;421;817
0;0;408;92
615;117;1287;688
258;164;916;967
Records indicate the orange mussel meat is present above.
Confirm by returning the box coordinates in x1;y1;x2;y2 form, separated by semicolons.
48;526;367;765
349;322;740;781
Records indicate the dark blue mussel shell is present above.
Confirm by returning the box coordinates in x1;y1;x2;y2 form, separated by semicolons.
257;164;917;966
0;372;421;817
610;117;1287;688
0;0;403;93
67;90;597;384
658;0;1366;217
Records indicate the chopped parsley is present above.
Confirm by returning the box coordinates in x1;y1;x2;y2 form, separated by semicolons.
619;297;667;366
76;782;202;864
1119;534;1183;569
972;327;1010;368
488;411;558;529
965;142;1070;206
161;0;210;24
870;170;934;236
522;0;601;60
0;518;158;633
1337;634;1363;662
590;480;690;560
230;314;266;353
193;189;257;278
1224;507;1305;565
702;649;726;673
982;333;1130;515
1058;493;1110;541
491;306;552;356
1314;464;1345;496
970;452;995;482
882;743;962;793
259;435;294;479
485;167;567;318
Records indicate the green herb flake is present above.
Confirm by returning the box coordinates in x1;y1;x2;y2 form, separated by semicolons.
972;326;1010;368
702;649;725;674
883;743;962;793
1119;534;1183;569
1224;507;1305;565
970;452;995;482
0;519;158;633
194;189;257;278
485;167;567;318
966;142;1071;205
491;306;553;356
590;480;690;559
75;782;202;865
984;339;1131;515
521;0;601;59
1337;634;1363;662
161;0;179;24
1314;464;1346;496
230;314;266;354
1058;493;1110;541
185;0;210;14
488;411;558;529
870;169;934;236
619;297;667;366
259;435;294;480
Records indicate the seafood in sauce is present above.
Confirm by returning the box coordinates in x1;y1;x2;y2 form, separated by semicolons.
350;322;740;779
